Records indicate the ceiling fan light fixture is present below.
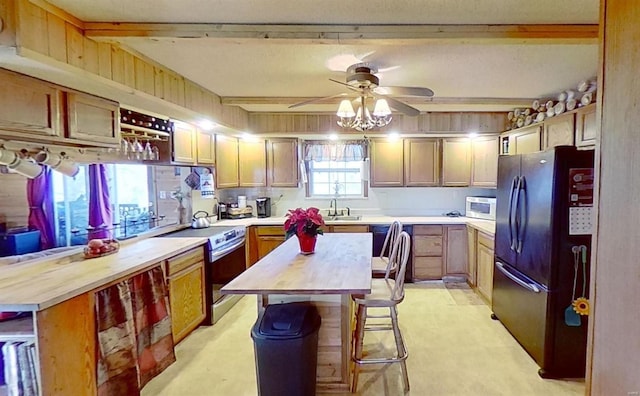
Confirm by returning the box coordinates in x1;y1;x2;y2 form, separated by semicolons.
336;96;392;131
336;99;356;118
373;99;391;117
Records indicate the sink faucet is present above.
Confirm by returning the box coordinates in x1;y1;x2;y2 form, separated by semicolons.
329;198;338;216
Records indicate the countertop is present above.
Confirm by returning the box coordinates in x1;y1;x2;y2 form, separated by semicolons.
222;233;372;295
0;237;207;311
0;216;493;312
212;216;496;236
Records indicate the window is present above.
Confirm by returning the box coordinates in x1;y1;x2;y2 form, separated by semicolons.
52;164;155;246
302;140;368;198
308;160;364;197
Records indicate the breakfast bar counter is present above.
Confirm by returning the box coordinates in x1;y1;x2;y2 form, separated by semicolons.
222;233;373;392
0;236;207;311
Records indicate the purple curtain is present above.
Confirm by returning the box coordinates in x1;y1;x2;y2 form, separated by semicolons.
27;167;55;249
89;164;113;240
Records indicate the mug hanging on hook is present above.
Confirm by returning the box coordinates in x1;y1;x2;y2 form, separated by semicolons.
34;150;79;177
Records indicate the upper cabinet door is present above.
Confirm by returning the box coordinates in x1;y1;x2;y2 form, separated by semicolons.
543;112;575;150
66;92;119;146
511;124;542;155
575;104;596;148
196;129;215;164
172;123;196;164
0;70;62;138
471;136;499;187
215;135;240;189
404;138;440;187
442;138;471;187
370;139;404;187
268;139;298;187
239;139;267;187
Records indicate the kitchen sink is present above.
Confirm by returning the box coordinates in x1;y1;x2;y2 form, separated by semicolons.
327;215;362;221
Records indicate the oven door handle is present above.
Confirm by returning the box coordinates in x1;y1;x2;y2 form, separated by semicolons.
210;239;245;259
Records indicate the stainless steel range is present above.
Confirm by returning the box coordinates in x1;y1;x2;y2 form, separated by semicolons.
161;225;246;324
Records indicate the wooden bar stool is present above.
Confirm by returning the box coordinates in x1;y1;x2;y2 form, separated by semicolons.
352;231;411;393
371;220;402;278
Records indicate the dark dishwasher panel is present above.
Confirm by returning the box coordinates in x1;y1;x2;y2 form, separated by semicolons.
370;224;413;282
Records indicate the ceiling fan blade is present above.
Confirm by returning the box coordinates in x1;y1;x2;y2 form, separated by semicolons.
374;86;434;97
288;93;350;109
376;94;421;116
329;79;362;94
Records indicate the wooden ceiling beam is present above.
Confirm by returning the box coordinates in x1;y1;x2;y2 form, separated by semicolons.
85;23;598;44
221;96;536;107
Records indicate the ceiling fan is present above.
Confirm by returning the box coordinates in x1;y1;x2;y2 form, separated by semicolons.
289;62;435;117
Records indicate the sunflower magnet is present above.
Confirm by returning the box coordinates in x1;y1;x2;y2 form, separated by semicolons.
572;297;590;316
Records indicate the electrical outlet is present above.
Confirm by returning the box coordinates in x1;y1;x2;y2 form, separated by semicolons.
159;191;166;199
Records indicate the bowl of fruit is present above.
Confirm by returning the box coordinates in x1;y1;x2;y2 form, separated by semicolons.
84;238;120;259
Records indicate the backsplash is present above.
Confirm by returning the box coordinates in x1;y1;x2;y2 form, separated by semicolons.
211;185;496;217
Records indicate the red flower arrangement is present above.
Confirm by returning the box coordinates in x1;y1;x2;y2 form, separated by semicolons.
284;207;325;239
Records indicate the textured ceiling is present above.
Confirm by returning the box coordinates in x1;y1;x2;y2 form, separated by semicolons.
48;0;600;113
47;0;598;24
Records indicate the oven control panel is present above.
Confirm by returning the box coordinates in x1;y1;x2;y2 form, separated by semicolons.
212;227;246;247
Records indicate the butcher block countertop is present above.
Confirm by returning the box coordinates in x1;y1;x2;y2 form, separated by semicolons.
222;233;372;295
0;237;207;312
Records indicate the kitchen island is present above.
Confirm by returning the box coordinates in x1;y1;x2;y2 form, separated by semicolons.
0;236;208;395
222;232;372;392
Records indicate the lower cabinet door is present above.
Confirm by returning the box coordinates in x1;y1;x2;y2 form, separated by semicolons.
476;244;495;303
168;261;206;343
257;236;285;260
413;256;443;280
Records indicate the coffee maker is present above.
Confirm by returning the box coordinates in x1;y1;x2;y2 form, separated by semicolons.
255;197;271;218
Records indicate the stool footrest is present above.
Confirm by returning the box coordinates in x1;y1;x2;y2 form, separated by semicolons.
364;325;393;331
354;351;408;365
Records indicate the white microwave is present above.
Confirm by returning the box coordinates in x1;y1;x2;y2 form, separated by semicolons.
466;197;497;221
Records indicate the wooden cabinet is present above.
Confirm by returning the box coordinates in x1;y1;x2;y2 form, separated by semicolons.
543;112;575;150
329;225;369;233
66;91;119;146
255;226;286;261
501;124;542;155
37;293;97;396
370;139;404;187
172;122;197;164
471;136;499;187
444;225;467;275
442;138;471;186
196;129;216;164
267;138;298;187
466;226;477;286
238;139;267;187
476;232;495;304
166;247;206;344
215;134;240;188
412;225;444;280
0;69;62;140
404;138;440;186
575;104;597;148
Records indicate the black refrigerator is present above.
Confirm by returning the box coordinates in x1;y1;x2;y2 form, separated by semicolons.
492;146;594;379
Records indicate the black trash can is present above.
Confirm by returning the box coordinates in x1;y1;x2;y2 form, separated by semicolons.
251;302;322;396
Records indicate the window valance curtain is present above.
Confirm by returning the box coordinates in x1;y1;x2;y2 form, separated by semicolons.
303;140;368;161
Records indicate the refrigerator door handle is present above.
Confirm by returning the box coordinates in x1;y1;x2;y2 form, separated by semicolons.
495;261;541;293
514;176;525;254
508;176;518;251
